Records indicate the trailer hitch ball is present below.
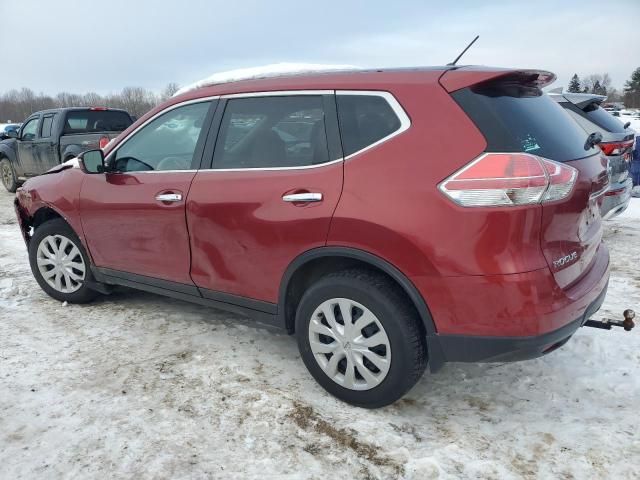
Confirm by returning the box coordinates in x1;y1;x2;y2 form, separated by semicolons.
584;309;635;331
623;309;635;332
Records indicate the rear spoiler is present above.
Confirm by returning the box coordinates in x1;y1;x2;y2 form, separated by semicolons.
439;66;556;92
558;92;607;109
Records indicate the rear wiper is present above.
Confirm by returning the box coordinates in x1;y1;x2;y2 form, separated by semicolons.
585;131;602;150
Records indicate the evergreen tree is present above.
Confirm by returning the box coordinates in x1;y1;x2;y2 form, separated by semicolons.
567;74;581;93
624;67;640;93
592;80;604;95
623;67;640;107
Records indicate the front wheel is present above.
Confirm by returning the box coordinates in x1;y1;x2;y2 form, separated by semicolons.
0;158;18;193
28;218;99;303
295;269;427;408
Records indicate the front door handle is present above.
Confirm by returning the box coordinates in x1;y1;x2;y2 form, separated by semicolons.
282;192;323;203
155;193;182;202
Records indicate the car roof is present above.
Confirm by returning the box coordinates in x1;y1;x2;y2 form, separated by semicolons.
173;64;456;96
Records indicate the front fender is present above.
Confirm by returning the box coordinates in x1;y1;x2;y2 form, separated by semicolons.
16;167;87;248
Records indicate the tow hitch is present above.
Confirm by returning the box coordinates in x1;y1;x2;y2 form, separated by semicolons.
584;309;635;331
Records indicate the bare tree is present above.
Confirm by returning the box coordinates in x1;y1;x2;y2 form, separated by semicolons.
0;84;175;121
582;73;612;95
160;82;180;101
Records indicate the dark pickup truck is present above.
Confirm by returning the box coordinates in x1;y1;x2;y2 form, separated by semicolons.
0;107;133;192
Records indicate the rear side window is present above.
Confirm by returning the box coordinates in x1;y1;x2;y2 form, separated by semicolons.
453;84;598;162
213;96;330;169
336;94;402;157
40;115;55;138
64;110;133;134
565;103;627;133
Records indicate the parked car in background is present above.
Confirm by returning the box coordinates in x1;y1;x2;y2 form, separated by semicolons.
550;93;634;219
617;109;640;130
14;66;611;407
0;107;133;192
0;123;21;140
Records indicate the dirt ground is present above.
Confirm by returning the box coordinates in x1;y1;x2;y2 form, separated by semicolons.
1;188;639;479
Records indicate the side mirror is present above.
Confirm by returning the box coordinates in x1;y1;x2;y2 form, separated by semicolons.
6;130;18;139
586;131;603;149
78;149;106;174
623;121;631;129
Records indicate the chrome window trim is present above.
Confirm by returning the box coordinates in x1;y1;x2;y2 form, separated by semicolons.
222;90;334;99
200;157;344;173
104;96;220;166
336;90;411;160
104;89;411;174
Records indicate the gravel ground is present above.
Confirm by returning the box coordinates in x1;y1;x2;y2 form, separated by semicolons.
1;188;639;479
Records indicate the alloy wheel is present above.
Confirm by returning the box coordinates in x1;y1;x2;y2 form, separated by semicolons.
1;162;13;190
308;298;391;391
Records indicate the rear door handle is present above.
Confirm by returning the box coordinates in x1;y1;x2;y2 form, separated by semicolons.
155;193;182;202
282;192;323;203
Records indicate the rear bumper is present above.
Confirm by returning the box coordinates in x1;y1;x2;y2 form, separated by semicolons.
433;281;608;363
601;177;633;220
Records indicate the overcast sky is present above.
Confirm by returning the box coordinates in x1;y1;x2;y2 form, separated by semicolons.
1;0;638;95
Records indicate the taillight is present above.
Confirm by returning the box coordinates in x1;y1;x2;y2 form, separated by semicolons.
98;136;110;149
439;152;578;207
599;140;634;156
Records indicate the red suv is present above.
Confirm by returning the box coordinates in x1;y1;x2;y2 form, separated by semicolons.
14;66;610;407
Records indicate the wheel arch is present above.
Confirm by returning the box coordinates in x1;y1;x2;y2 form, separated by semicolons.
278;247;438;337
62;145;82;161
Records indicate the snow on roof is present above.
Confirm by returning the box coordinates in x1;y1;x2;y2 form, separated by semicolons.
173;63;360;96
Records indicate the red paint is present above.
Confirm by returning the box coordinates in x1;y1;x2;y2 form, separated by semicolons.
187;163;343;301
79;172;196;284
15;66;610;340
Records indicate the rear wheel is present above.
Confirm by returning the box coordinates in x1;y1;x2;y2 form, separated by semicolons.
295;269;427;408
0;158;17;193
28;218;99;303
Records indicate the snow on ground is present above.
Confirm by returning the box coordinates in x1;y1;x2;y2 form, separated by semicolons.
0;189;639;479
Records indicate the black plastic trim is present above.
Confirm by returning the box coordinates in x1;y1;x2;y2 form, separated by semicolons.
278;247;438;336
322;94;344;161
92;267;280;328
199;287;277;315
96;267;200;295
198;99;226;170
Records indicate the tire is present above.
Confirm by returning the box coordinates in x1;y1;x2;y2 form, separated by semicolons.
0;158;18;193
295;269;427;408
28;218;99;304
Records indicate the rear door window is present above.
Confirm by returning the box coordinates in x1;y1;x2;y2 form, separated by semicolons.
213;96;330;169
453;84;598;162
40;115;55;138
336;94;402;157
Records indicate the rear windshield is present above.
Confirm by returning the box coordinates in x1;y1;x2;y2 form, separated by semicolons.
452;83;598;162
63;110;132;134
576;104;627;133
